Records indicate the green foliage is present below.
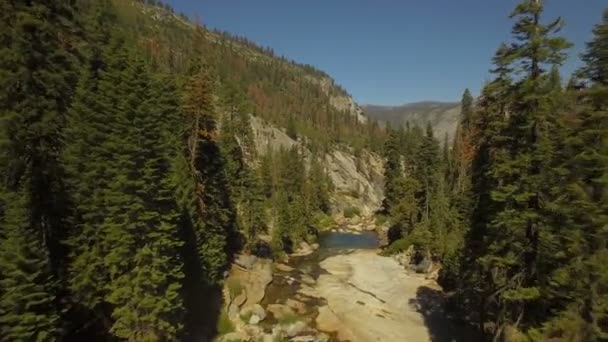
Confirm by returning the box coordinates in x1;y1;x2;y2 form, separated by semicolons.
63;35;186;340
0;190;59;341
460;88;474;130
277;312;301;325
216;309;235;335
384;238;412;255
444;2;608;341
374;214;389;226
314;213;336;231
343;206;361;219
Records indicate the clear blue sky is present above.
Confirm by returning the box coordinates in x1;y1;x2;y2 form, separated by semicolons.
166;0;605;106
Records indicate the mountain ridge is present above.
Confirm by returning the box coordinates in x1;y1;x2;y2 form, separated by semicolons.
362;101;461;140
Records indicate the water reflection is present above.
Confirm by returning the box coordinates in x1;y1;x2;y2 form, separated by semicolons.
319;231;378;249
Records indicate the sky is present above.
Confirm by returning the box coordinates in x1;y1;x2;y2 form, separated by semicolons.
165;0;605;106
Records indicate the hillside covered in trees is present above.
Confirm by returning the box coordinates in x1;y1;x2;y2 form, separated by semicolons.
0;0;385;340
380;1;608;340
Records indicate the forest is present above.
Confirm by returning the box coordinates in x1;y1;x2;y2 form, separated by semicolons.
1;0;607;341
381;1;608;340
0;0;364;340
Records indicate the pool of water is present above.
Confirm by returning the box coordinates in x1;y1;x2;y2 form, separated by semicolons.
319;231;379;250
262;231;379;307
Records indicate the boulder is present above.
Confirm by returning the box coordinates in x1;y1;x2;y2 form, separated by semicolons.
425;266;441;280
314;333;330;342
263;333;280;342
267;304;296;320
219;331;247;342
301;274;316;286
243;324;264;338
230;259;273;307
227;302;240;321
291;335;315;342
393;245;415;267
242;304;266;322
415;257;433;274
286;298;307;314
233;292;247;307
292;241;314;256
276;263;294;272
249;314;261;325
283;321;307;337
235;254;257;270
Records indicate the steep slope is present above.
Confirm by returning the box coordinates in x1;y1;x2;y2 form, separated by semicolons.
363;102;460;140
112;0;382;149
251;116;384;215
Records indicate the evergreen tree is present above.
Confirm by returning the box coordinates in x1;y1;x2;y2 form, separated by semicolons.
181;61;237;282
307;156;332;214
541;9;608;340
64;36;185;339
0;0;79;280
460;88;474;130
458;1;572;337
414;123;440;221
382;128;403;211
0;189;59;341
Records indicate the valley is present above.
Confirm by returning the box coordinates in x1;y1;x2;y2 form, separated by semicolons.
1;0;606;341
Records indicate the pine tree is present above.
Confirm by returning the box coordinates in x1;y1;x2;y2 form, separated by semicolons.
460;88;474;130
414;123;440;221
181;61;237;283
382;128;403;211
0;189;59;341
542;9;608;340
239;170;267;244
459;1;572;337
0;0;79;281
64;35;185;339
307;156;332;214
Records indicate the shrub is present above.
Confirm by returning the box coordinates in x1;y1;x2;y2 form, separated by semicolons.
343;206;361;219
384;238;411;255
375;214;388;226
217;309;235;335
277;312;300;325
314;213;335;231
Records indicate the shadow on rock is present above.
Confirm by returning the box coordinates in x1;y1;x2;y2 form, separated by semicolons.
411;286;482;342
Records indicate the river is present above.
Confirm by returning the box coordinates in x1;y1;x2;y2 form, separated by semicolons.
260;228;478;341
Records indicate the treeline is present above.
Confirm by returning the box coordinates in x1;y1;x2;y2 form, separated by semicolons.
383;1;608;340
0;0;336;340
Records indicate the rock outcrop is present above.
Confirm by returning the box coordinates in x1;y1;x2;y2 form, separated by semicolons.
226;256;273;310
315;250;446;341
250;115;384;216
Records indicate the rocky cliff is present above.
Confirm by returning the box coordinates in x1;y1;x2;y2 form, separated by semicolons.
250;116;384;216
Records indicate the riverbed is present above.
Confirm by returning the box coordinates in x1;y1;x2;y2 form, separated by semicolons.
261;229;475;341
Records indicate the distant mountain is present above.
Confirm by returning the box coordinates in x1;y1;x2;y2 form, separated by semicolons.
362;101;461;141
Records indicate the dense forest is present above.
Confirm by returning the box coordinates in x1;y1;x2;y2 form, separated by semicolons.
0;0;377;340
382;1;608;340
